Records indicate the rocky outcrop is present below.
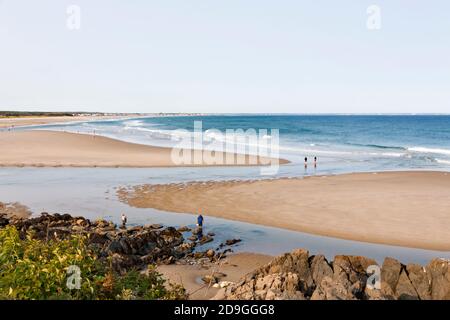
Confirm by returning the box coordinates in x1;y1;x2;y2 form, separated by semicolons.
0;201;32;219
2;212;188;273
426;259;450;300
219;249;450;300
0;212;237;274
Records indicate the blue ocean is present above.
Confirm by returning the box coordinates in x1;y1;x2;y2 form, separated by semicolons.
31;114;450;176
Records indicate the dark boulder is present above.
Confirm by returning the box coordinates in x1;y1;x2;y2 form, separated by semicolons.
225;239;241;246
0;215;10;227
177;226;191;233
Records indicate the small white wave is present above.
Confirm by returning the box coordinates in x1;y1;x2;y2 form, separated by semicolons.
408;147;450;156
436;159;450;165
277;145;353;156
204;131;222;140
278;145;408;158
368;152;404;157
123;120;144;127
123;126;191;141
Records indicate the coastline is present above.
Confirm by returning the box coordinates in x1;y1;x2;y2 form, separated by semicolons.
0;113;206;129
0;115;129;129
117;171;450;251
0;130;288;168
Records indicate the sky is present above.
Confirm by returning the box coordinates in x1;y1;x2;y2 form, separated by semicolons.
0;0;449;114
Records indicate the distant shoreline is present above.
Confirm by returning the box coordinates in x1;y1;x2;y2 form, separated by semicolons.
0;115;128;129
0;113;211;129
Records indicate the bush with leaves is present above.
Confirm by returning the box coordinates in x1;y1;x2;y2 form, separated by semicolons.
98;267;186;300
0;226;99;299
0;226;186;300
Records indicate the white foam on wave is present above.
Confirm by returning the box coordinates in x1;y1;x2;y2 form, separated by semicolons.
436;159;450;165
368;152;404;157
279;145;352;156
408;147;450;156
122;126;191;141
123;119;144;127
278;145;407;158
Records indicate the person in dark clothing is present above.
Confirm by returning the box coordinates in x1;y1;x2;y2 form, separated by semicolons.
197;214;204;227
304;157;308;168
196;214;204;241
314;156;317;168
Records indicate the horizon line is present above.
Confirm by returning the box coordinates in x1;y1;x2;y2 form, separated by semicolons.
2;111;450;116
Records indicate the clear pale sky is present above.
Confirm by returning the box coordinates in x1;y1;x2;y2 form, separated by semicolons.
0;1;449;113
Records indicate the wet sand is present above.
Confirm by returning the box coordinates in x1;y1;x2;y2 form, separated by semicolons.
0;130;288;168
157;253;272;300
118;171;450;251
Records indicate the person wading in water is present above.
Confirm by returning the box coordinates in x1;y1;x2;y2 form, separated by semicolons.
196;214;204;240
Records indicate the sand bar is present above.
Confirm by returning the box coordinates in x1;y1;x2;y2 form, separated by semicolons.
118;171;450;251
0;130;287;167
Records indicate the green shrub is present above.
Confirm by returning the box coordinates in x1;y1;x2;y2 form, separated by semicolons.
0;226;186;300
97;267;186;300
0;226;98;299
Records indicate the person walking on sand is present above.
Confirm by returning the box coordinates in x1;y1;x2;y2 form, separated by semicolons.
314;156;317;168
121;213;128;229
304;157;308;168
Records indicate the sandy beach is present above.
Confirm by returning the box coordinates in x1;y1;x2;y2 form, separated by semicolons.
118;171;450;251
0;115;126;129
0;130;287;167
158;253;272;300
